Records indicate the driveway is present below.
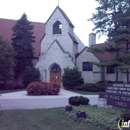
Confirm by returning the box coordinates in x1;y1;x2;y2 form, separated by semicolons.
0;89;98;110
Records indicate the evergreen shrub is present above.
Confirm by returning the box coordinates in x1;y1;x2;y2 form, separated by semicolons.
26;82;60;95
22;66;40;87
62;67;84;89
69;96;89;106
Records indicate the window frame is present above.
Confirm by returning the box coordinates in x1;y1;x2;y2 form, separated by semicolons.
53;21;62;34
106;65;116;74
82;62;93;71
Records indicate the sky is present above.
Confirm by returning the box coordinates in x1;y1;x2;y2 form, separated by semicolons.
0;0;107;46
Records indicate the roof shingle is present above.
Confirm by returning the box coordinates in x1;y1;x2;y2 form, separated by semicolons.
0;18;45;58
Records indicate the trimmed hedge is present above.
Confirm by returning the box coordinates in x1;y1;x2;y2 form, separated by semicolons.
73;81;124;92
26;82;60;95
74;82;105;92
69;96;89;106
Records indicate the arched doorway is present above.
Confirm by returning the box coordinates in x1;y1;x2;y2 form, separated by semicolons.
50;64;61;86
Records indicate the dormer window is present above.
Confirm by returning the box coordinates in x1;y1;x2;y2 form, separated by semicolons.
53;21;62;34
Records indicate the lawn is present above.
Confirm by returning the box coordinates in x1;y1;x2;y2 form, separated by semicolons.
69;90;98;95
0;89;25;94
0;108;104;130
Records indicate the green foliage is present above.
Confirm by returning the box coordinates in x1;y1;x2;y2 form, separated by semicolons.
120;110;130;121
69;96;89;106
26;82;60;95
74;82;105;92
11;13;35;76
22;66;40;87
0;34;15;83
62;67;84;89
88;0;130;41
89;0;130;82
64;105;123;130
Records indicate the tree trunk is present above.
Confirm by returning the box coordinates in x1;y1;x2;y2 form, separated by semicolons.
126;40;129;83
127;69;129;83
116;42;119;82
101;66;105;81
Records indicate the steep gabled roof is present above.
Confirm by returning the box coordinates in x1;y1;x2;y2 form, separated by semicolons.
68;33;78;44
90;42;127;61
76;42;126;61
46;6;74;28
75;46;88;58
0;18;45;58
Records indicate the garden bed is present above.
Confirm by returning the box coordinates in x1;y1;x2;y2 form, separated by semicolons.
63;105;125;130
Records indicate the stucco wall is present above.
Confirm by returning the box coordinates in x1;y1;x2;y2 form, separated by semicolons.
36;41;75;82
41;8;75;60
76;48;100;83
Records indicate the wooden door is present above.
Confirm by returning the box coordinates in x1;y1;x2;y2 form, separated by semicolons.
50;64;61;86
50;73;61;86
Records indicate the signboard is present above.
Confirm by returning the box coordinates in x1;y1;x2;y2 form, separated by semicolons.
104;93;130;109
99;83;130;109
106;83;130;96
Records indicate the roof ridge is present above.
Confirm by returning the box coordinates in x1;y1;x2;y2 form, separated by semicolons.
45;6;74;28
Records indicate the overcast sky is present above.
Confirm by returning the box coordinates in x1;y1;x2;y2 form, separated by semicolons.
0;0;107;46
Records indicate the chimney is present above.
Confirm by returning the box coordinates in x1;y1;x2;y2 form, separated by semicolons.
89;33;96;47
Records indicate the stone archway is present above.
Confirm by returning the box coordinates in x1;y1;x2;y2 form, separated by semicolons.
50;64;61;86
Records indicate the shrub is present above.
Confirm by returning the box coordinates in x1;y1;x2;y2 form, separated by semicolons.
69;96;89;106
26;82;60;95
74;82;105;92
120;111;130;121
62;67;84;89
74;83;97;91
22;66;40;87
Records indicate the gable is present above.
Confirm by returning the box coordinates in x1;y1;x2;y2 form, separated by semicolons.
0;18;45;58
46;40;72;58
77;47;99;62
46;6;74;28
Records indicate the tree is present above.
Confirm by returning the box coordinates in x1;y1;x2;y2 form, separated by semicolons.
11;13;35;80
88;0;130;83
62;67;84;89
0;34;15;85
22;66;40;87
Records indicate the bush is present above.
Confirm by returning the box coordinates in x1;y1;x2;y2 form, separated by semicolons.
26;82;60;95
120;111;130;121
13;84;25;89
95;81;106;92
69;96;89;106
22;66;40;87
74;82;105;92
74;83;97;92
62;67;84;89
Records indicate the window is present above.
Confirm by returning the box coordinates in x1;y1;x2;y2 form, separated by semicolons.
106;66;115;74
82;62;93;71
50;64;61;73
53;21;62;34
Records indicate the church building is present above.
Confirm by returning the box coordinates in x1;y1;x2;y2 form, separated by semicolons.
35;6;85;86
0;6;129;86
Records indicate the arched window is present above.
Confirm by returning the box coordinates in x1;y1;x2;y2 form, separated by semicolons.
53;21;62;34
50;64;61;73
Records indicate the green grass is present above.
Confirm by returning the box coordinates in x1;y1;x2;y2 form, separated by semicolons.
0;89;25;94
0;108;104;130
70;90;98;95
64;105;125;130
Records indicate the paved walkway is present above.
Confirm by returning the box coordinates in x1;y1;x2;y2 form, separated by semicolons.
0;89;98;110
